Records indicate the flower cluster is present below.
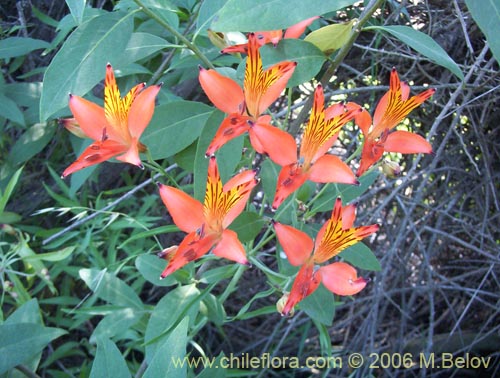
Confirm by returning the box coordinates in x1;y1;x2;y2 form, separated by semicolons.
61;24;434;317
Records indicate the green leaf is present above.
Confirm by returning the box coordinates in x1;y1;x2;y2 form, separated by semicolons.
229;211;265;243
210;0;357;32
0;166;23;214
141;101;212;160
0;37;50;59
79;268;143;309
312;170;379;213
135;254;177;287
0;323;66;375
7;123;56;166
0;93;25;125
4;299;42;325
143;317;189;378
300;285;336;326
339;242;381;271
260;39;325;87
66;0;86;25
465;0;500;65
90;337;132;378
125;32;174;62
144;285;200;363
21;246;76;262
304;20;356;55
367;25;463;80
90;308;142;343
39;11;135;121
201;294;226;325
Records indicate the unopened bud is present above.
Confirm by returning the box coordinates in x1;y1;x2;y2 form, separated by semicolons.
381;159;401;178
276;292;294;317
157;245;178;261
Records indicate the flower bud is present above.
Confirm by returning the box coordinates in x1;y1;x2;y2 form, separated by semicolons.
381;159;401;178
276;292;295;317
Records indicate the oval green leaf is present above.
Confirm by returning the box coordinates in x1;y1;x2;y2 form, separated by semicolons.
90;337;132;378
0;37;50;59
0;323;66;375
141;101;213;160
260;39;325;87
367;25;463;80
210;0;357;32
40;11;135;121
79;268;143;309
339;242;381;271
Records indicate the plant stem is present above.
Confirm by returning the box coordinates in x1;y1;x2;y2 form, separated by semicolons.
289;0;384;135
15;365;42;378
133;0;215;69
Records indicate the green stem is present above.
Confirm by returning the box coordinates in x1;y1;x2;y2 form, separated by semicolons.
133;0;215;69
219;264;246;303
289;0;384;135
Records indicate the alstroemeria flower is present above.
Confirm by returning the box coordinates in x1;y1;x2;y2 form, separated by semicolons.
271;84;359;209
61;64;161;177
273;198;378;316
352;68;435;177
199;33;297;165
158;157;258;278
221;16;319;54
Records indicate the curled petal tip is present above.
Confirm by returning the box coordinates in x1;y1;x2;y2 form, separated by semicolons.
157;82;164;88
391;66;397;73
138;163;145;170
106;62;112;68
354;180;361;186
209;155;216;161
270;219;277;225
159;275;165;280
68;93;73;98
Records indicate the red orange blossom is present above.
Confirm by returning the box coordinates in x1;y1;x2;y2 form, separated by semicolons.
272;84;360;209
158;157;258;278
351;68;435;177
199;33;298;166
273;198;378;316
61;64;161;177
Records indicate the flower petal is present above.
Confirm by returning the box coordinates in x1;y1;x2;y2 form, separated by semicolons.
206;114;252;157
308;154;358;185
256;30;283;46
284;16;319;39
384;130;432;154
345;102;372;136
159;231;218;278
281;261;321;316
62;139;127;177
313;199;378;264
115;137;142;167
244;33;296;117
356;136;385;177
204;157;257;229
128;83;162;139
159;184;204;233
272;163;308;210
212;229;248;265
199;67;244;114
222;170;258;228
273;221;313;266
68;94;109;142
320;262;367;296
372;68;435;137
248;120;297;166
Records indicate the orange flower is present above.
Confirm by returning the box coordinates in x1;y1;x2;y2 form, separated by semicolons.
273;198;378;316
352;68;435;176
61;64;161;177
271;84;359;209
158;157;258;278
199;33;297;165
220;16;319;54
